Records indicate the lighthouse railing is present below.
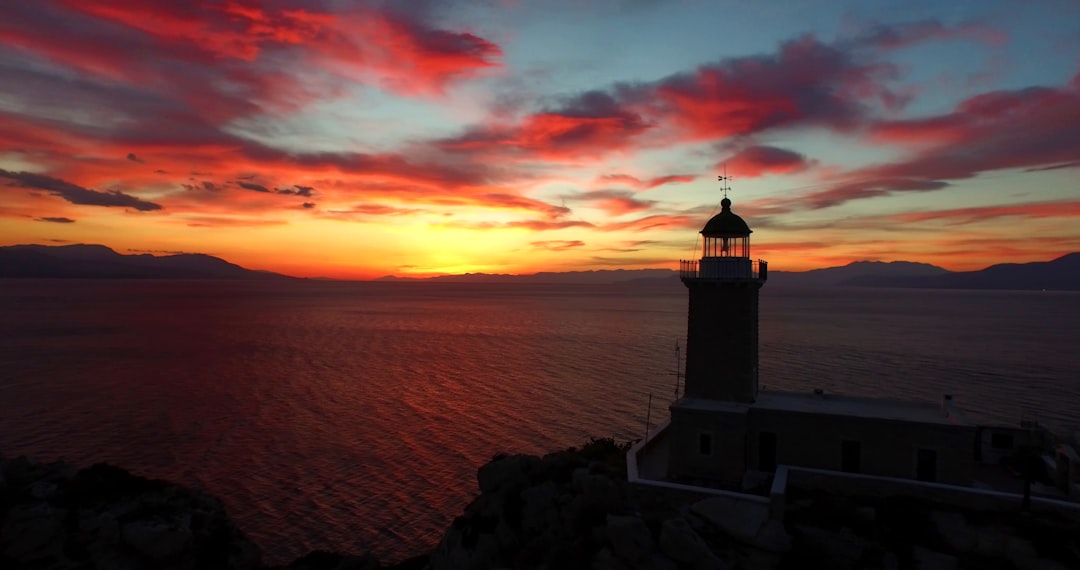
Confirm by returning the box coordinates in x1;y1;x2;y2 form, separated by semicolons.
679;259;767;281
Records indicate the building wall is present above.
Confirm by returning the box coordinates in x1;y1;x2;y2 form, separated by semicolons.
747;410;976;485
668;405;747;485
667;406;977;486
683;282;760;402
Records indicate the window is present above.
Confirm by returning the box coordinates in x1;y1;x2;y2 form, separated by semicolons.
916;448;938;482
991;433;1015;450
758;432;777;471
698;433;713;456
841;440;861;473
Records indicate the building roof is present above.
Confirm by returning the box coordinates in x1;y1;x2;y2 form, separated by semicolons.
701;198;752;236
752;390;970;426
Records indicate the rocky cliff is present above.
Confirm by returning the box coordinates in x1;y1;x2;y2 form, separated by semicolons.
4;442;1079;569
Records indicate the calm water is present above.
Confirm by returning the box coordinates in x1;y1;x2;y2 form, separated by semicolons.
1;280;1077;563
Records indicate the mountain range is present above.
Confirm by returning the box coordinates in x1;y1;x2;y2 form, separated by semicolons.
0;244;289;279
2;244;1079;290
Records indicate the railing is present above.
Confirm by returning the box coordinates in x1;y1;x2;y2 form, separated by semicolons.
680;258;767;281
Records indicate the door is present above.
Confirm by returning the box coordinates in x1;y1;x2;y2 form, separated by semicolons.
841;440;861;473
758;431;777;471
916;448;938;482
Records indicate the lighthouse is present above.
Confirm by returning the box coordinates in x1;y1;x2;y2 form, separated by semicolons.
678;196;767;403
657;183;975;488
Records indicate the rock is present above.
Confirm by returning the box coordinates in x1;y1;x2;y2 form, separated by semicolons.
1;502;65;560
753;519;791;553
912;546;957;570
854;506;877;523
606;515;654;566
795;525;864;570
641;552;679;570
593;547;632;570
520;481;558;535
658;517;726;569
973;526;1007;558
1005;537;1043;570
928;510;975;553
282;550;381;570
29;480;57;500
690;496;768;543
477;455;538;493
571;467;589;492
121;519;193;560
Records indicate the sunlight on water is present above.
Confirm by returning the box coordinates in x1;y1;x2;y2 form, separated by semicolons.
1;280;1077;563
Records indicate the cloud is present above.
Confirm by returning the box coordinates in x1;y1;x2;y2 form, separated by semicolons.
182;215;287;227
325;203;422;219
563;189;657;215
302;202;316;209
530;240;585;251
725;146;813;178
126;152;143;163
885;199;1080;225
0;169;162;211
237;181;271;193
278;185;315;196
789;74;1080;210
438;90;652;160
599;214;698;232
35;216;76;223
599;173;697;189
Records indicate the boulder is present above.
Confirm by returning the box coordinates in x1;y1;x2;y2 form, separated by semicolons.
658;517;726;569
928;510;975;553
606;515;654;566
690;496;768;543
281;550;381;570
753;519;791;553
911;546;957;570
794;525;864;570
477;455;538;493
121;519;193;560
1;502;65;560
593;547;632;570
520;481;558;535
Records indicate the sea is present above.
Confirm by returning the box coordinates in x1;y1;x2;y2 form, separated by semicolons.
0;279;1077;564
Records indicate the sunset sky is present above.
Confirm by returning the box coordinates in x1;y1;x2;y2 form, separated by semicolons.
2;0;1079;279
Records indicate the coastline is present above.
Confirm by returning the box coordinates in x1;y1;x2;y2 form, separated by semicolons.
4;440;1079;569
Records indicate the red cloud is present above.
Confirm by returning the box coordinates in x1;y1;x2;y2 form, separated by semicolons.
760;72;1080;212
564;190;657;215
599;174;697;189
887;200;1080;225
439;91;652;160
725;146;812;178
530;240;585;251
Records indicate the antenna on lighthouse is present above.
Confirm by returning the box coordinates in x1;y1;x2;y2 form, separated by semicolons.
717;164;733;200
670;338;683;399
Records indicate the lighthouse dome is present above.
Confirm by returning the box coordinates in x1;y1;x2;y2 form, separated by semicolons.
701;198;752;236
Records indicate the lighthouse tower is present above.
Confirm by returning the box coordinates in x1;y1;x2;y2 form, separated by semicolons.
678;194;767;403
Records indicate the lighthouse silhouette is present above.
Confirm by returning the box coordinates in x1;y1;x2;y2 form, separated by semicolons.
678;194;767;403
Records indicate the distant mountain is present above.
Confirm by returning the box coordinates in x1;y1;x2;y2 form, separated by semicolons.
377;268;678;285
849;253;1080;291
0;244;290;279
768;260;949;288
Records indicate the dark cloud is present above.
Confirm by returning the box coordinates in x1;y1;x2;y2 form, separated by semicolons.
530;240;585;251
302;202;316;209
277;185;316;197
35;216;76;223
0;169;162;211
562;189;657;215
237;181;271;193
725;145;812;177
126;152;144;163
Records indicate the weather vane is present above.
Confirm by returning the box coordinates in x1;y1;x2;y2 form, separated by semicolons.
717;164;732;200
